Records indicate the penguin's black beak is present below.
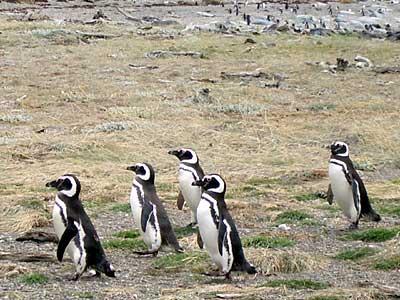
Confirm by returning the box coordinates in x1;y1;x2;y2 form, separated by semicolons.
126;165;137;172
168;150;179;157
46;180;59;188
192;180;205;187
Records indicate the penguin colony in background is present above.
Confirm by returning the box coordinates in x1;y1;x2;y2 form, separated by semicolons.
46;142;382;280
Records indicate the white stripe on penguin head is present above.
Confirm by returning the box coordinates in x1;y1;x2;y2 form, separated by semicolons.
208;175;225;194
136;163;151;181
181;148;198;164
59;175;77;197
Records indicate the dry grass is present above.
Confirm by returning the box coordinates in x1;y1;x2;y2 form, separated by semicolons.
1;15;400;299
0;264;29;278
246;249;327;274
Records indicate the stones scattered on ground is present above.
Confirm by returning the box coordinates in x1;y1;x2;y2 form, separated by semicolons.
128;64;159;70
307;55;375;74
145;50;204;58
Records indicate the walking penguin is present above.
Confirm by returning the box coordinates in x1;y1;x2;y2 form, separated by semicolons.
168;148;205;227
127;162;183;255
328;141;381;229
193;174;257;279
46;174;115;280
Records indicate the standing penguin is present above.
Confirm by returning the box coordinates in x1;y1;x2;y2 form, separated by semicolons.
127;163;183;255
168;148;205;227
328;141;381;229
193;174;256;279
46;174;115;280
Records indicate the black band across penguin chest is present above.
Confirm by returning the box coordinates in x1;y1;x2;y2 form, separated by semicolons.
179;163;201;181
202;194;220;228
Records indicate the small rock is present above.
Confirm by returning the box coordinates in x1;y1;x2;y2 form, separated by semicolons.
244;38;256;44
278;224;291;231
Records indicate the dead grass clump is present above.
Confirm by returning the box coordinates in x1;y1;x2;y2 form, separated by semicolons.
0;264;29;278
91;122;131;133
246;249;325;274
211;102;268;116
0;114;32;123
0;210;49;233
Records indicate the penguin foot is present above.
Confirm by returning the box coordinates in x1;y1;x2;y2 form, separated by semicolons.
349;223;358;230
186;222;197;228
224;272;232;281
69;273;81;281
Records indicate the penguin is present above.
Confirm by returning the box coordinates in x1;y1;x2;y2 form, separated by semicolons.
46;174;115;280
193;174;256;279
127;162;183;255
168;148;205;227
328;141;381;229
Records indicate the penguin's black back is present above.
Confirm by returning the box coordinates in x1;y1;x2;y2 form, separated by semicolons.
331;154;380;221
141;182;182;251
58;193;107;266
216;197;252;272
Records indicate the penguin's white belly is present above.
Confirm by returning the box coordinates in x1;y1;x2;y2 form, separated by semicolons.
329;163;358;221
52;198;86;269
143;216;161;251
197;200;223;269
129;186;143;231
179;170;202;214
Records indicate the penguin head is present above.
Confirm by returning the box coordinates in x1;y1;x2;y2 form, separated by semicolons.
46;174;81;198
330;141;349;157
192;174;226;194
127;162;155;184
168;148;199;164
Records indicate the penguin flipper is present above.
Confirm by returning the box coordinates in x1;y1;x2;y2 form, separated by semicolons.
141;200;155;233
57;218;78;262
217;220;228;256
177;190;185;210
350;175;361;215
327;184;334;205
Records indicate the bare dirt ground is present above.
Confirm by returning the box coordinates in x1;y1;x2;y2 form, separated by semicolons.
1;0;400;299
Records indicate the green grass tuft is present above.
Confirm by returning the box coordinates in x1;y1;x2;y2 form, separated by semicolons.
19;273;48;285
113;230;140;239
103;238;146;250
378;204;400;217
276;210;313;223
308;103;336;111
334;247;379;261
294;193;320;202
152;251;208;272
342;228;400;242
263;279;329;290
111;203;131;213
243;235;295;248
245;177;282;186
373;255;400;270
